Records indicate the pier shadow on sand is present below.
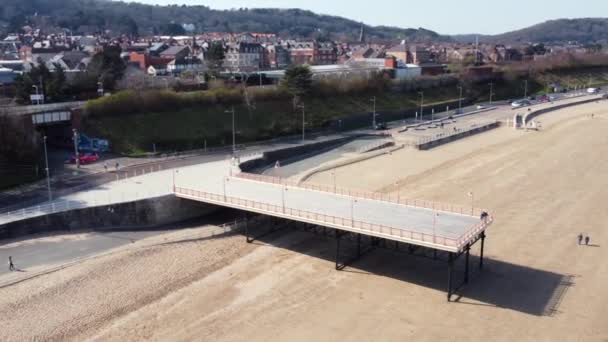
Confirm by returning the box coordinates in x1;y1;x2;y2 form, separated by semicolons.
245;221;575;317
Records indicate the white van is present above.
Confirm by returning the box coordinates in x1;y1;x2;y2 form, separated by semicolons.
587;88;599;94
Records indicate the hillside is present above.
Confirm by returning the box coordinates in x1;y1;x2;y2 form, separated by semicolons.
453;18;608;44
0;0;444;42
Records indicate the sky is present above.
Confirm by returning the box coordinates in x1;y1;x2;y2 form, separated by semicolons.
130;0;608;35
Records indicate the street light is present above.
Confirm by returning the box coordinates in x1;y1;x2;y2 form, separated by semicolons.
489;82;494;105
172;169;179;192
432;212;438;243
224;106;236;153
97;81;104;96
43;136;52;202
257;65;263;87
297;103;306;142
72;128;80;169
457;85;463;112
331;168;337;192
468;191;474;216
523;80;528;99
418;91;424;122
32;85;40;105
370;96;377;128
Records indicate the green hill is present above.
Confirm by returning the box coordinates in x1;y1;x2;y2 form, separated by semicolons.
453;18;608;44
0;0;444;41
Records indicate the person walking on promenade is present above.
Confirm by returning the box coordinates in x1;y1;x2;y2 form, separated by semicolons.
104;162;108;172
585;236;590;246
8;256;15;271
578;233;583;245
480;211;488;221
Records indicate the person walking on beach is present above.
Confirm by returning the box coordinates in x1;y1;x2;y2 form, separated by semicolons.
578;233;583;245
8;256;14;271
585;236;590;246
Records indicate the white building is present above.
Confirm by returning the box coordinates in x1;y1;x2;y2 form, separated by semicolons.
225;42;263;72
395;63;422;80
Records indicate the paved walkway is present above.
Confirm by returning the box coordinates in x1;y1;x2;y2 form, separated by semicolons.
175;160;489;252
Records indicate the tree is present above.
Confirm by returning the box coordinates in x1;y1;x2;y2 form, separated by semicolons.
118;15;138;37
87;45;126;90
163;23;186;36
205;41;225;76
281;64;313;104
14;74;34;104
47;63;67;101
14;60;69;103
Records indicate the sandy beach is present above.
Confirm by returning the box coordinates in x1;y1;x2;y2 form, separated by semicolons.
1;100;607;341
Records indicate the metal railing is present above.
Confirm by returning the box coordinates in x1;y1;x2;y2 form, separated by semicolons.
234;172;485;217
0;163;167;216
355;139;395;153
415;121;499;146
0;188;171;225
174;186;493;251
0;101;86;116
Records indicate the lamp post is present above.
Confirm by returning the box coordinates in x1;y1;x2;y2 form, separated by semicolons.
432;212;438;243
257;65;263;87
224;106;236;153
418;91;424;122
489;82;494;105
468;191;474;216
32;85;40;105
72;128;80;169
457;85;463;112
43;136;52;202
97;81;104;97
172;169;179;192
370;96;377;128
297;103;306;142
331;168;337;192
523;80;528;99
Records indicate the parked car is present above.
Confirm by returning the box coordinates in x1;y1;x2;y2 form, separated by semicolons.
587;88;599;94
374;122;387;130
511;100;531;108
68;152;100;165
539;95;549;102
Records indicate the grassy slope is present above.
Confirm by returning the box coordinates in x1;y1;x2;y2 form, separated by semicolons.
84;67;608;155
84;88;464;154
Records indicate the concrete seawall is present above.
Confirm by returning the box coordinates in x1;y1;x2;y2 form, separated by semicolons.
523;96;606;126
0;195;218;240
239;136;358;173
296;143;404;184
417;122;501;150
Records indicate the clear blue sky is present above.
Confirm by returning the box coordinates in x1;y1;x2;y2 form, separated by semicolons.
131;0;608;35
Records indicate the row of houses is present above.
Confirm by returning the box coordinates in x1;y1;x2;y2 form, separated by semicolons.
127;40;341;75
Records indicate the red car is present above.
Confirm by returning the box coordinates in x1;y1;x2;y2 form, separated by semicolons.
68;153;100;165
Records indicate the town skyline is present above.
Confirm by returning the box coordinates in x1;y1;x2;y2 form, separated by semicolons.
131;0;608;35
